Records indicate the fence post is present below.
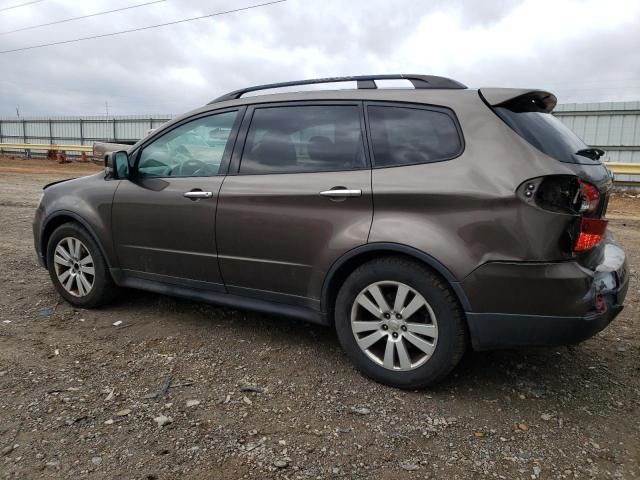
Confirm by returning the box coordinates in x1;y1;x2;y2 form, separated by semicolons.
112;117;117;142
0;120;3;156
79;118;84;146
22;119;29;158
48;118;53;145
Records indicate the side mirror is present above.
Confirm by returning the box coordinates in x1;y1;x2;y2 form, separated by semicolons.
105;150;130;179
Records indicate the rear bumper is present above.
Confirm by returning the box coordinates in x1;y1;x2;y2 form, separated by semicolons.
467;304;624;350
463;236;629;350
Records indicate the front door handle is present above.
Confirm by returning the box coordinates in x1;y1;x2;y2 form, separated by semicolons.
319;188;362;198
183;190;213;199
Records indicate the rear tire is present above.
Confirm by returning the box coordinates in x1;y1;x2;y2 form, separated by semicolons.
46;222;116;308
334;256;467;389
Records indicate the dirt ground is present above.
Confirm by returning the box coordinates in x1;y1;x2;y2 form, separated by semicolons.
0;157;638;480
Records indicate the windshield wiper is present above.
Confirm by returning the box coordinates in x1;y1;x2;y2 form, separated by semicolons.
575;147;605;161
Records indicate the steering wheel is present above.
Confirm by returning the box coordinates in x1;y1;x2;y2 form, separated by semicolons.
172;144;195;161
177;159;209;176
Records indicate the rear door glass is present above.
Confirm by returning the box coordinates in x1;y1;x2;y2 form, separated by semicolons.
367;105;463;167
239;105;366;174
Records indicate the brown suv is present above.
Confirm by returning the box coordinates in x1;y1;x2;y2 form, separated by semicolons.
33;74;629;388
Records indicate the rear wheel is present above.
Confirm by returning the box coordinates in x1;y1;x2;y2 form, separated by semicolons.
334;256;467;389
46;223;115;308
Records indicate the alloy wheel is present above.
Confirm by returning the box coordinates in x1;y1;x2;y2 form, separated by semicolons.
350;281;438;371
53;237;95;297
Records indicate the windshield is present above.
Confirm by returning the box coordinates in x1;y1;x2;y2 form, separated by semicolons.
494;107;600;165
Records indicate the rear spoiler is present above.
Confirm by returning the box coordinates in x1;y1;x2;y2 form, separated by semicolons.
479;88;557;113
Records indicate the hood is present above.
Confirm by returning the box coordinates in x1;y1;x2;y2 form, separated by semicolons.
43;171;105;191
43;178;76;190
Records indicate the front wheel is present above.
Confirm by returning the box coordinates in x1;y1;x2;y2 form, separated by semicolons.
46;222;116;308
334;257;467;389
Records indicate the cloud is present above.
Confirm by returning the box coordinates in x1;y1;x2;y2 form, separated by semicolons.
0;0;638;116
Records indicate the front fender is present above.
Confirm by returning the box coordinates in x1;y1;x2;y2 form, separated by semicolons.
37;173;120;268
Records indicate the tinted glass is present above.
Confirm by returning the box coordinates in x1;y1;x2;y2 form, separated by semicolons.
138;111;237;177
239;105;365;174
495;107;596;165
368;106;462;167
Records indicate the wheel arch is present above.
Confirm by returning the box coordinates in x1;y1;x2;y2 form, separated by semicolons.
321;242;472;321
41;211;113;270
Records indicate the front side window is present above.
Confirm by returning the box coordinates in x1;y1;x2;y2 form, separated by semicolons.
138;111;237;177
239;105;366;174
367;105;462;167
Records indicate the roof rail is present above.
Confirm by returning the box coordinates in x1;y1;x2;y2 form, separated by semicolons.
210;74;467;103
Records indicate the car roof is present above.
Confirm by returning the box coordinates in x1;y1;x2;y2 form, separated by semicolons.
159;84;556;139
181;87;481;118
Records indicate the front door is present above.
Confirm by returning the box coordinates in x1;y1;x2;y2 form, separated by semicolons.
216;103;373;308
112;109;242;290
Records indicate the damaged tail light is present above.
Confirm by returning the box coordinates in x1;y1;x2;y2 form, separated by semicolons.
519;175;607;253
576;178;600;214
573;179;606;253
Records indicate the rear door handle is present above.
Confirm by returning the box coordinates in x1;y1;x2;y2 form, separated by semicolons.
319;188;362;198
183;190;213;199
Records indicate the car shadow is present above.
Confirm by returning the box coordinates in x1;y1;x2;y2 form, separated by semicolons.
110;288;617;398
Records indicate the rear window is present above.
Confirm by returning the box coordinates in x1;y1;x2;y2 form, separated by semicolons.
494;107;599;165
367;105;463;167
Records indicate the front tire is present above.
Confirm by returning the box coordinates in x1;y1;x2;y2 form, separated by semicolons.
334;256;467;389
46;222;115;308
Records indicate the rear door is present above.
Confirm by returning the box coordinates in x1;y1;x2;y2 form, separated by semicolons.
216;102;372;308
112;109;243;290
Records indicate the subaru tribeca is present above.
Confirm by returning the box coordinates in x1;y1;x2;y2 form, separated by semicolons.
33;75;629;389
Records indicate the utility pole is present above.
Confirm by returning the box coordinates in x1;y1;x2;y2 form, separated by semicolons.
15;105;20;117
105;101;110;116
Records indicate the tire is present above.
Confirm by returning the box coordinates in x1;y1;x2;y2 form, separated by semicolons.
334;256;467;389
46;222;116;308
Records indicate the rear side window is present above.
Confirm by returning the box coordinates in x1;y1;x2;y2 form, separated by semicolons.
494;107;597;165
239;105;366;174
367;105;462;167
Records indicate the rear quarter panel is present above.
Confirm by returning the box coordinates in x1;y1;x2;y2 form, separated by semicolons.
368;92;583;280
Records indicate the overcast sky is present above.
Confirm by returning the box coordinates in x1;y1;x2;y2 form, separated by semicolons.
0;0;639;116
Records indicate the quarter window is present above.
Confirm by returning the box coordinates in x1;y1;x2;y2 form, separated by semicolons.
239;105;366;174
367;105;462;167
138;111;237;177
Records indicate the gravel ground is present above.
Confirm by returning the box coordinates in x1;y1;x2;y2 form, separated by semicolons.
0;157;638;479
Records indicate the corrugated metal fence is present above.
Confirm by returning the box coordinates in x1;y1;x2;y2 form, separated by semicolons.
555;101;640;163
0;114;171;147
555;101;640;183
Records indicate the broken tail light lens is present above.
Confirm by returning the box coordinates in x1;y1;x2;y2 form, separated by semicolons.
577;179;600;214
573;180;606;252
519;176;607;253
